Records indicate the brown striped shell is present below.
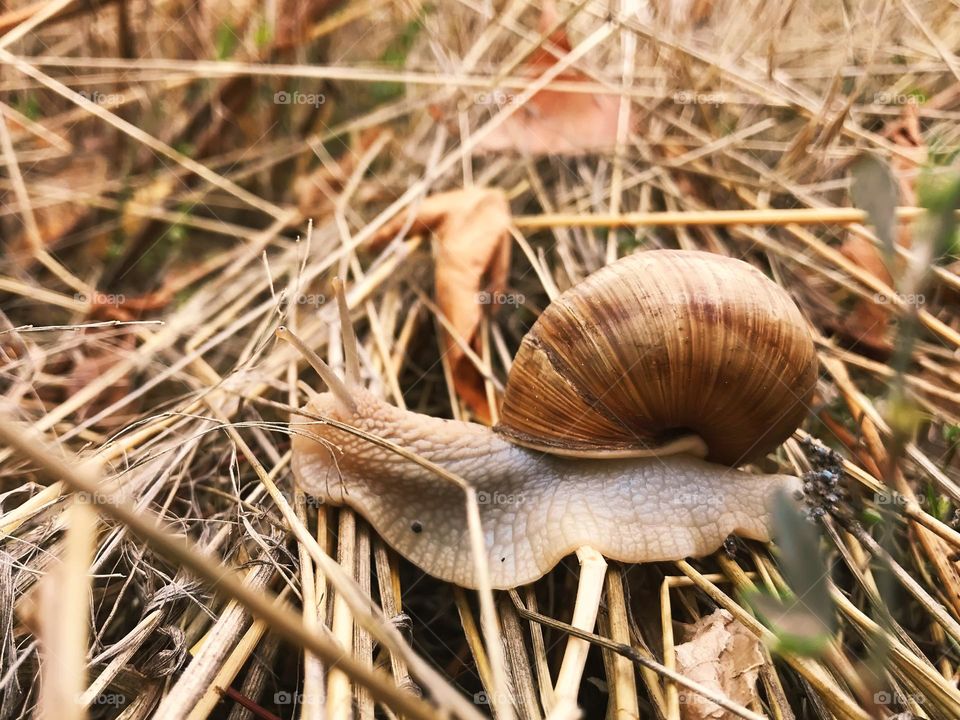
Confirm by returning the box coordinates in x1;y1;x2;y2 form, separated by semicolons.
495;250;817;466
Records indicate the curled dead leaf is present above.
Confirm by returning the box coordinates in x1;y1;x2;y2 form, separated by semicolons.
31;329;139;430
369;188;512;422
5;154;109;265
473;3;623;155
674;609;764;720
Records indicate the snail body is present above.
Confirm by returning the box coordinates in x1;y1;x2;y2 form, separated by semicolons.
287;250;817;590
292;387;801;588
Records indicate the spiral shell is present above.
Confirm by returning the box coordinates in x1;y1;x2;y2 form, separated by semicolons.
496;250;817;466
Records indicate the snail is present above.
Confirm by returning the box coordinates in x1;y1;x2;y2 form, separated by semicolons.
282;249;817;590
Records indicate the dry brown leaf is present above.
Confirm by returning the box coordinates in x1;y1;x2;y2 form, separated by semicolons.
295;162;348;219
369;188;512;422
64;338;136;425
674;609;764;720
475;3;622;155
35;329;138;430
885;101;925;212
837;233;895;354
6;154;109;263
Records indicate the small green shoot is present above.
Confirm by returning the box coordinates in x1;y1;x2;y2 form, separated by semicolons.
849;152;899;267
744;490;835;656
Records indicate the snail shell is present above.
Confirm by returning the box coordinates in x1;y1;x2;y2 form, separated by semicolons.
496;250;817;466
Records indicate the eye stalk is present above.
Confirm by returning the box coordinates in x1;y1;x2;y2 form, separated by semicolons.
276;308;357;415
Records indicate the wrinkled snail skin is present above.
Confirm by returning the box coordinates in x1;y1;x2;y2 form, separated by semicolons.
291;388;803;590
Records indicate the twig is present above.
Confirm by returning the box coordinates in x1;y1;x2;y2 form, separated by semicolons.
507;591;766;720
513;206;955;229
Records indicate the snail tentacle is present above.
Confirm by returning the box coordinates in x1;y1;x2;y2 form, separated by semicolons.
276;325;357;415
333;277;362;386
276;276;363;411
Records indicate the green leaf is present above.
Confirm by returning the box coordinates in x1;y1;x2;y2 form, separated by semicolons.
254;20;273;49
744;589;833;656
16;93;40;121
216;21;239;60
923;484;951;522
929;135;960;168
850;152;900;263
747;490;836;655
944;424;960;445
917;170;960;256
773;491;835;626
371;13;426;102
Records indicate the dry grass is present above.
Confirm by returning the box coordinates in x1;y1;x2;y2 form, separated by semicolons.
2;0;960;719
